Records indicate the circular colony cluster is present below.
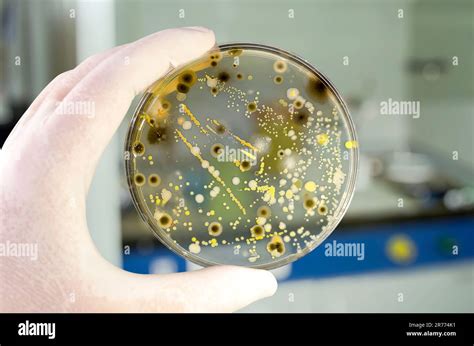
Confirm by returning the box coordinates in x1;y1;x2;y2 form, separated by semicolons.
125;44;358;269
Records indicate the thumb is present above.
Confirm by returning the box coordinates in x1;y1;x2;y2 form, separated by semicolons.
89;257;277;312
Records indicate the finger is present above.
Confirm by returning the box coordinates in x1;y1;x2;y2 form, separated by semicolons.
35;44;129;110
43;27;215;186
3;44;129;152
98;264;278;312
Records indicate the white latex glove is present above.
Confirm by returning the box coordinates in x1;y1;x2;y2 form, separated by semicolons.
0;27;277;312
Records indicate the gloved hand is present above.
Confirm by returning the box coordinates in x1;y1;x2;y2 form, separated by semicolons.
0;27;277;312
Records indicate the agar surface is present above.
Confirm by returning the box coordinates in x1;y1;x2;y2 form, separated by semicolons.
127;46;356;268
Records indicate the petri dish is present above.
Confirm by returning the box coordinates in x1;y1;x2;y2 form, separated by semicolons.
125;43;358;270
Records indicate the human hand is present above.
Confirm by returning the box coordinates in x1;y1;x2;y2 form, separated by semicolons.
0;27;277;312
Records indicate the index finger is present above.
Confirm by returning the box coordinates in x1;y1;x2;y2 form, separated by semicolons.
45;27;215;187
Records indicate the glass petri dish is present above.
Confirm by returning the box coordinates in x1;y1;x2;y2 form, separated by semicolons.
125;43;358;270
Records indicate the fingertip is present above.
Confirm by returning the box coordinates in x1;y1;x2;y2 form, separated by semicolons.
203;265;278;298
238;267;278;299
181;26;216;49
258;269;279;297
143;26;216;68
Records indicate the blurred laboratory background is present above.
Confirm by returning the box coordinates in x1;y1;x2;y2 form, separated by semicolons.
1;0;473;312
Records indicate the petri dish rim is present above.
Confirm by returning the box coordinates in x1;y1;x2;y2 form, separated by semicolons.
125;42;359;270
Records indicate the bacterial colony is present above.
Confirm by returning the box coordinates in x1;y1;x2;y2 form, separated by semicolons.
126;44;358;269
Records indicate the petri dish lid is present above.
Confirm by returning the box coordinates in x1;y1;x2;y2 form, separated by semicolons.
125;43;358;270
